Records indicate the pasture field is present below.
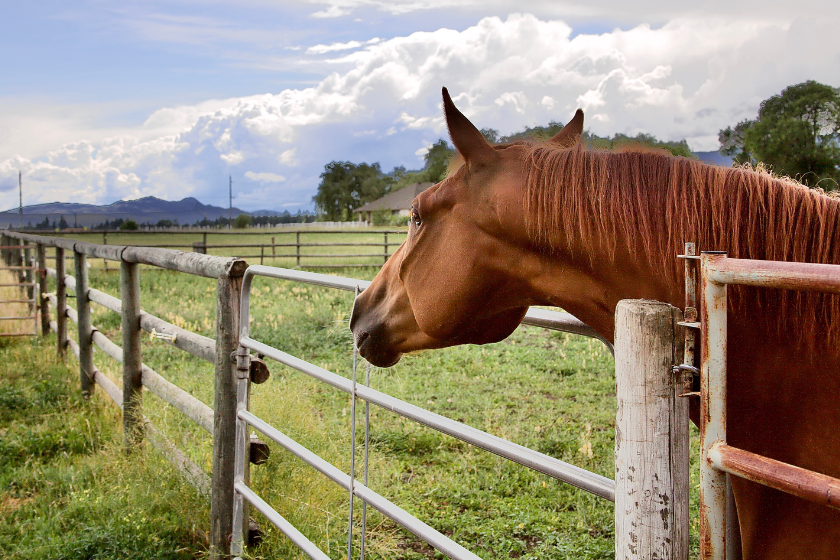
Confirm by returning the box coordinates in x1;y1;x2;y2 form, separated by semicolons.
2;232;702;559
42;228;409;269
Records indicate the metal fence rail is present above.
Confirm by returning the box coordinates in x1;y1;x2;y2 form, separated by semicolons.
228;264;621;560
698;253;840;560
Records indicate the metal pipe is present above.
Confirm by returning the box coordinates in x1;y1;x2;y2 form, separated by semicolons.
240;335;615;500
707;257;840;293
700;252;729;560
234;483;330;560
240;410;484;560
708;442;840;511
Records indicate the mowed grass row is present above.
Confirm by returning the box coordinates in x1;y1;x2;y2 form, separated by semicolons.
2;233;702;559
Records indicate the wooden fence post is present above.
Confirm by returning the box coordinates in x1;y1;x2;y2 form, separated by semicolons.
383;232;388;264
296;232;301;267
1;233;7;265
271;236;275;260
55;247;67;358
74;249;95;397
210;269;243;559
121;260;143;450
614;299;688;560
103;232;109;272
37;243;49;336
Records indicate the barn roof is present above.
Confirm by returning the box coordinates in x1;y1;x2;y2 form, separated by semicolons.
354;182;434;213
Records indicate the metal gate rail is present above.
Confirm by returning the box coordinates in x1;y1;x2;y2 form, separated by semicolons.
699;253;840;559
229;264;615;560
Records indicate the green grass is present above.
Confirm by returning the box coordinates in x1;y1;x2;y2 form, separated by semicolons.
3;230;702;559
43;228;409;269
0;337;208;560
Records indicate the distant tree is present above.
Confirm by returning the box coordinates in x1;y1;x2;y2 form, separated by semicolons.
233;214;252;228
120;219;138;231
313;161;392;221
421;139;455;183
156;219;175;228
57;215;69;230
719;80;840;188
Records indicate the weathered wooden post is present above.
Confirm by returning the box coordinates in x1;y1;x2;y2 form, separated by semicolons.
37;243;49;336
296;232;301;267
103;232;109;272
614;299;688;560
210;267;243;559
121;259;143;450
383;232;388;264
271;236;275;260
74;247;95;397
55;246;67;357
1;233;7;265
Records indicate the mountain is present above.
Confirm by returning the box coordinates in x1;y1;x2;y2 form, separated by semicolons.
693;151;733;167
0;196;282;229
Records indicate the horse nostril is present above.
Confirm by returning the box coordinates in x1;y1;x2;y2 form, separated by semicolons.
355;329;370;349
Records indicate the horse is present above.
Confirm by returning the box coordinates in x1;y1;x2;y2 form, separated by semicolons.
349;87;840;559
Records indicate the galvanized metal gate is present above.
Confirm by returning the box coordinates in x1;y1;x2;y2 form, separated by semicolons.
229;265;616;559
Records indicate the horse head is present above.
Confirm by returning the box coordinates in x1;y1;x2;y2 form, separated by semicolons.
350;87;584;367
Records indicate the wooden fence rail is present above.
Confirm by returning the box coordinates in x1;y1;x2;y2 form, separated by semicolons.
1;230;244;559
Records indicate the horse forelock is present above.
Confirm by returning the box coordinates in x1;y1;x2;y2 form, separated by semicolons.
521;141;840;348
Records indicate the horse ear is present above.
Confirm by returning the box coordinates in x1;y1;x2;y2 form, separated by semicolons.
549;109;584;147
442;87;497;168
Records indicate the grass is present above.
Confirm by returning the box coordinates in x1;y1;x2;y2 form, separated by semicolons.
0;230;703;559
0;337;208;559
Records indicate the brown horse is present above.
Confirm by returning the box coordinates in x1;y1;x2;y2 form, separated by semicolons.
349;87;840;559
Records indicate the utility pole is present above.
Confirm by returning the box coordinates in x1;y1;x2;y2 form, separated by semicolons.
228;175;232;229
18;171;22;229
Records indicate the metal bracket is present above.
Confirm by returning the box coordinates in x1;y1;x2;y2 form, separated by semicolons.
249;432;271;465
234;346;251;378
150;328;176;343
672;363;699;376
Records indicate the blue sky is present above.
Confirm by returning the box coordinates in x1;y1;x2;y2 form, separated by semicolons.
1;1;838;212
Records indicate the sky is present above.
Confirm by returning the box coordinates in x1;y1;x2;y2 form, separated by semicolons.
0;1;838;213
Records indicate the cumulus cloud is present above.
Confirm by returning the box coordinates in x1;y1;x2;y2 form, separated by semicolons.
245;171;286;183
2;13;838;212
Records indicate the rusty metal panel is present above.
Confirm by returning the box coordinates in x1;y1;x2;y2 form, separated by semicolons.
708;257;840;293
709;443;840;511
700;252;728;560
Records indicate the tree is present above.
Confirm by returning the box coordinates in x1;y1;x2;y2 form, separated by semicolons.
313;161;392;221
57;215;69;230
719;81;840;188
421;139;454;183
120;219;139;231
232;214;252;228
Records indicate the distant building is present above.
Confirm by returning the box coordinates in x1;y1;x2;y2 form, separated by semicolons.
354;182;434;223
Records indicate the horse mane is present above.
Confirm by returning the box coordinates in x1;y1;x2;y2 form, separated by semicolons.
522;141;840;345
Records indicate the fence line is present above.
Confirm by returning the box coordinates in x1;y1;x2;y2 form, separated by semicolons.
0;228;690;560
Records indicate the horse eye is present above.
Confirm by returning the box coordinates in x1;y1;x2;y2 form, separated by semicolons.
411;209;422;227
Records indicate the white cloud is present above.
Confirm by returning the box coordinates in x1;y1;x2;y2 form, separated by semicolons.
245;171;286;183
2;12;839;212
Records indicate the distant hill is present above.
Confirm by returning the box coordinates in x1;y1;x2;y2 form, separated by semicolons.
693;151;734;167
0;196;284;229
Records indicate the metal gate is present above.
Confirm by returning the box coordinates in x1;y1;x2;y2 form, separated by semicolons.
229;265;615;559
0;240;39;337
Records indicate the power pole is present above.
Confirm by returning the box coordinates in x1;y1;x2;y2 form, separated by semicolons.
18;170;22;229
228;175;232;229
